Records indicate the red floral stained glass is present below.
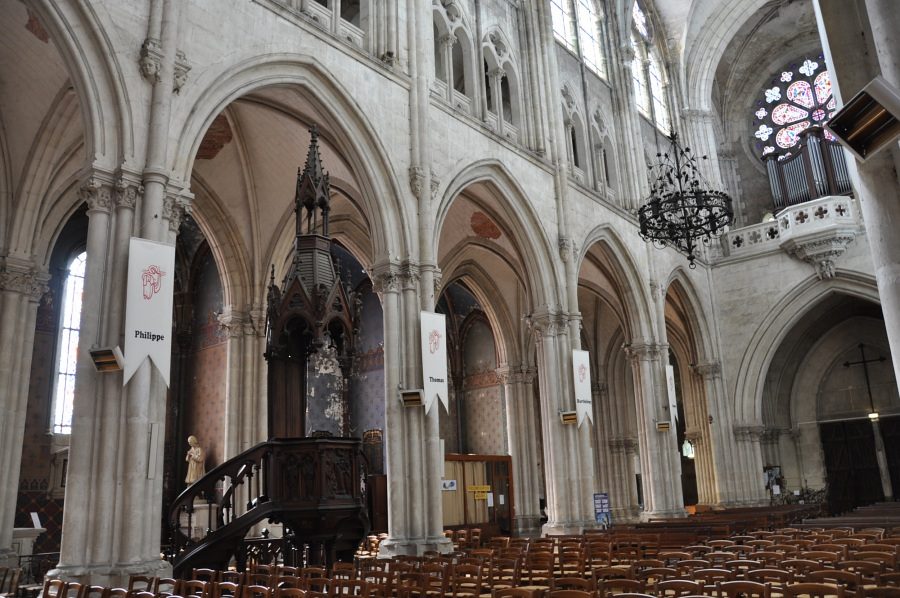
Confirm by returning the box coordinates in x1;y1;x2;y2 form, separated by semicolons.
752;56;834;159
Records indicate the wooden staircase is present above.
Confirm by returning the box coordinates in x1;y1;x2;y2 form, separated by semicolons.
168;437;368;576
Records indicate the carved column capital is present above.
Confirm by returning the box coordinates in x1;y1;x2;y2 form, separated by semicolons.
400;263;420;291
524;309;566;338
439;33;457;48
80;177;112;213
217;308;248;339
624;341;661;362
558;237;572;262
371;264;402;295
163;192;192;233
692;361;721;380
0;259;50;301
114;175;142;210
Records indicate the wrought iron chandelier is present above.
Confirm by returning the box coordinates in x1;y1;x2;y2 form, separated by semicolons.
638;132;733;267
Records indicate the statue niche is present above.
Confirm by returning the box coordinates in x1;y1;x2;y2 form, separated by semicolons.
265;125;359;440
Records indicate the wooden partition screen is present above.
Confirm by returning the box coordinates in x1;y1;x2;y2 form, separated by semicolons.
442;454;513;539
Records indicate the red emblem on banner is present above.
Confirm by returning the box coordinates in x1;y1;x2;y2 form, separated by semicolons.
429;329;442;354
578;363;587;383
141;265;165;300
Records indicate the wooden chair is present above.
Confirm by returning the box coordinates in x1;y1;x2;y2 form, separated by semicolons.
605;594;655;598
725;559;762;575
557;549;586;577
193;569;219;583
546;590;593;598
859;588;900;597
709;540;736;549
212;581;242;598
806;569;862;594
395;573;426;598
782;559;821;577
521;553;554;586
299;568;327;581
304;578;331;598
490;589;535;598
684;545;712;558
853;552;896;570
877;571;900;586
181;580;209;598
105;589;129;598
331;579;369;598
361;571;392;598
280;567;300;577
128;575;157;593
275;576;302;590
658;551;692;567
656;579;703;597
707;552;734;566
597;577;644;598
275;588;306;598
746;568;794;591
715;580;771;598
691;568;735;585
244;585;274;598
156;578;182;596
592;565;635;583
82;586;106;598
801;551;842;566
676;560;711;575
0;569;20;598
63;582;86;598
246;574;272;587
219;572;245;585
448;564;482;598
132;592;157;598
782;582;845;597
638;567;678;590
549;577;594;592
332;563;357;581
488;557;520;590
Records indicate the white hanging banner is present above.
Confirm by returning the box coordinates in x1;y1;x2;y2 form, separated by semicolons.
420;311;449;414
123;237;176;387
665;364;679;424
572;349;593;427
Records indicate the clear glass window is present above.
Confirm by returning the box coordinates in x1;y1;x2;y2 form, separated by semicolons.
576;0;605;76
550;0;577;52
52;251;86;435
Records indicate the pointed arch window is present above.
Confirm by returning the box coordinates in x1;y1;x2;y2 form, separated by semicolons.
51;251;86;434
631;1;670;132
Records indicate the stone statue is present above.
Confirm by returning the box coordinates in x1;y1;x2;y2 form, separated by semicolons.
185;435;205;485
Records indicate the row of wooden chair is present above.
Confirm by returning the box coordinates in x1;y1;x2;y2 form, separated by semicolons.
0;567;22;598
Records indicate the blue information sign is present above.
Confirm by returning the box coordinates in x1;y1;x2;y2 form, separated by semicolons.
593;492;611;526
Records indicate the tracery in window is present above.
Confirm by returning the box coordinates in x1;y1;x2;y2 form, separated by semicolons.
52;251;86;435
751;55;835;159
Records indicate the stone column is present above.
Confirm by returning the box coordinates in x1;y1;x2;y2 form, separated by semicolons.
625;343;685;518
48;174;172;586
440;34;456;105
680;109;725;189
610;44;650;209
693;361;739;505
218;309;267;459
527;312;595;534
488;68;505;134
497;366;541;534
0;260;49;567
814;1;900;393
372;265;450;557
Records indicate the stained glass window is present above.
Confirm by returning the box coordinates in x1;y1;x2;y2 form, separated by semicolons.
751;55;836;159
52;251;86;434
576;0;605;76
